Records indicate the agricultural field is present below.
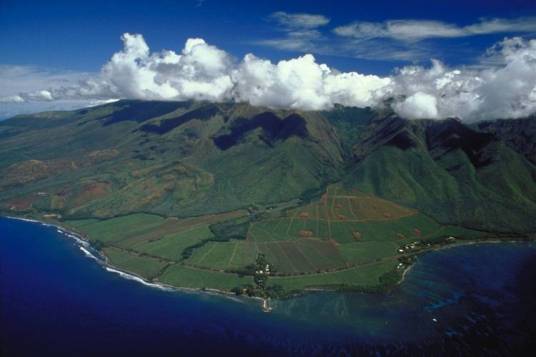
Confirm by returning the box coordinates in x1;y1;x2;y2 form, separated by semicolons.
61;185;484;295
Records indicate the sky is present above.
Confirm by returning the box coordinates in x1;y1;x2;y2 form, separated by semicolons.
1;0;536;121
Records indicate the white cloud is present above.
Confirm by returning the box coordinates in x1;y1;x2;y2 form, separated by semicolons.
269;11;330;29
387;38;536;121
257;29;323;52
334;17;536;41
261;15;536;61
257;12;329;53
0;65;93;99
2;33;536;122
100;34;234;101
393;92;438;119
0;95;24;103
335;20;464;41
324;71;392;108
1;33;390;113
232;53;390;110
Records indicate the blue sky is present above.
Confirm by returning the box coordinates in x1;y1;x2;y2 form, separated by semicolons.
1;0;536;74
1;0;536;120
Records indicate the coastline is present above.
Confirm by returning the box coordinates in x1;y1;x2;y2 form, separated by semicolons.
3;214;534;309
396;238;535;285
3;215;267;308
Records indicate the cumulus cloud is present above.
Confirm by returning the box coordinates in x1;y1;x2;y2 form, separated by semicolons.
2;33;536;122
334;17;536;41
387;37;536;121
99;34;234;101
393;92;438;119
232;53;390;110
1;33;389;112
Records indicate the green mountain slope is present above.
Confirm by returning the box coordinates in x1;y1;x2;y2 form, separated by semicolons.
344;116;536;232
475;116;536;164
0;100;345;219
1;100;535;230
1;100;535;296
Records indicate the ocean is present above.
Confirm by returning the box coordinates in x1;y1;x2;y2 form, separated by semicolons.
1;216;536;356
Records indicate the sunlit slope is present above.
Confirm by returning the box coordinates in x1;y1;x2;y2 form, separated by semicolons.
0;100;345;218
1;100;535;233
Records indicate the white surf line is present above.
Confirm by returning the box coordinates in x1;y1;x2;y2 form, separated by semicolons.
79;246;99;260
4;215;255;304
6;215;100;258
7;215;68;230
104;267;174;291
68;234;90;247
5;216;178;292
7;216;54;227
57;229;90;248
6;216;40;223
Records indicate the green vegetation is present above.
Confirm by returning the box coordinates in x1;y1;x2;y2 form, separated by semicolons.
159;264;253;290
103;246;169;279
1;100;534;298
52;185;485;296
269;260;398;292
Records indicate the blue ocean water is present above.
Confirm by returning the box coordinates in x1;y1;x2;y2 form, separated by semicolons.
2;216;536;356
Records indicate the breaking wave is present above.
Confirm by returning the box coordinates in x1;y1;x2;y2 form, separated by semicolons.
79;246;98;261
105;267;174;291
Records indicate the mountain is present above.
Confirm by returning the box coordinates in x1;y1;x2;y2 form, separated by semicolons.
344;115;536;232
0;100;344;218
474;116;536;165
1;100;535;296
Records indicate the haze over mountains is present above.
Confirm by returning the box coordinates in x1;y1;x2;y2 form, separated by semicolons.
1;100;535;234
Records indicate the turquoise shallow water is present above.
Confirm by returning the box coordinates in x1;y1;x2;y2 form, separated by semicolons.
2;216;536;355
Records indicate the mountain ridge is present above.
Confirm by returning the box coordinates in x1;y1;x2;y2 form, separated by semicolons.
1;99;535;232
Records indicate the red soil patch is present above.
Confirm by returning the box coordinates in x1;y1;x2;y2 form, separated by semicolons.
298;212;310;219
73;182;111;206
299;229;314;238
7;196;35;210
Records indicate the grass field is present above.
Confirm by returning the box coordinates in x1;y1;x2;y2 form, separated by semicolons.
268;260;398;291
103;246;169;279
63;186;484;294
158;264;254;289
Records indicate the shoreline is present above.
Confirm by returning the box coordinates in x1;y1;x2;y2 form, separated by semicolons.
3;215;534;308
3;215;268;308
396;238;535;285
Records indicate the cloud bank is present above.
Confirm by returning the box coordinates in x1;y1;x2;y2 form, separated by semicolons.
2;33;536;121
